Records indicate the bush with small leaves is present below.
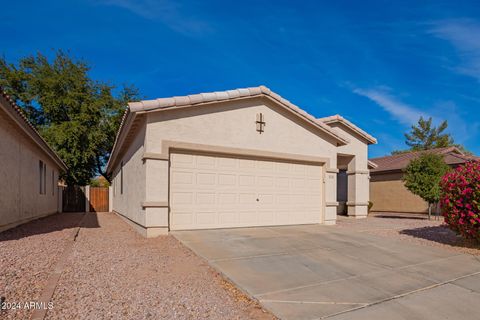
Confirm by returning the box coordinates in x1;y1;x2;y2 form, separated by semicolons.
440;161;480;242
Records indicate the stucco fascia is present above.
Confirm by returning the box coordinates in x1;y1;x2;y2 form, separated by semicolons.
0;93;66;171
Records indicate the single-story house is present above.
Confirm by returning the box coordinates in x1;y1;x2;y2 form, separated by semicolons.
106;86;376;237
0;89;67;232
369;147;478;214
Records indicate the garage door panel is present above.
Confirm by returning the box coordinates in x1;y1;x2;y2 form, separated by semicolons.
277;194;291;204
171;153;195;168
170;152;323;230
307;165;322;176
171;192;193;205
172;211;194;226
196;192;216;205
219;211;236;223
239;159;256;170
196;155;216;169
218;193;237;205
257;160;275;171
197;173;216;185
218;157;237;169
258;176;274;187
238;211;257;224
218;174;236;185
307;179;322;191
258;193;274;205
275;162;290;172
258;210;275;223
239;175;255;186
239;193;256;205
172;171;194;185
276;177;290;188
277;211;291;224
291;178;305;189
195;211;216;226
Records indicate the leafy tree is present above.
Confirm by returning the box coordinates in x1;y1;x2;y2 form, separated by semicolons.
391;116;470;155
0;51;140;185
390;149;411;155
405;117;453;151
404;153;450;219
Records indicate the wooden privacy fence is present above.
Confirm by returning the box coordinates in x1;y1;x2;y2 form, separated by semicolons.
62;186;86;212
89;187;109;212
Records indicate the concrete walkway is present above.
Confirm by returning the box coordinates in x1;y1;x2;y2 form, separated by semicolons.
174;224;480;320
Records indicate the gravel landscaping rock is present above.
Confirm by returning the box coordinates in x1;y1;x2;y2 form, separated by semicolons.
46;213;274;320
6;210;477;320
0;213;84;320
337;212;480;256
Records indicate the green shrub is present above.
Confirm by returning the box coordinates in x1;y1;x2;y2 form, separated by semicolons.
440;161;480;242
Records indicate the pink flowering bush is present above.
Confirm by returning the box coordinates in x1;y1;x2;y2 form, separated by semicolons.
440;161;480;242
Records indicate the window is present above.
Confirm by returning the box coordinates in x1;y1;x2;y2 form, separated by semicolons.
120;161;124;195
52;170;55;195
39;161;46;195
39;161;43;194
113;174;116;196
43;163;47;194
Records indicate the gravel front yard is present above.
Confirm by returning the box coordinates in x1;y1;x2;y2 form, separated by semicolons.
2;211;479;319
0;213;84;320
44;212;273;320
337;212;480;256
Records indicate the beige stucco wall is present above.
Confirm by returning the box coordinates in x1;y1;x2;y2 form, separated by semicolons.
370;172;429;213
0;107;61;232
146;99;340;160
111;97;372;235
328;123;369;171
327;123;370;217
111;119;147;230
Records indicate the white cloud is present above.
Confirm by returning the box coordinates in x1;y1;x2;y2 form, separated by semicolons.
354;87;477;145
430;19;480;80
431;100;478;144
98;0;212;36
353;88;428;125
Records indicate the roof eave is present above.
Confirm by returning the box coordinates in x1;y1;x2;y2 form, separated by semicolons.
126;88;349;146
368;160;378;169
321;116;377;145
0;91;68;171
107;86;357;173
106;108;133;175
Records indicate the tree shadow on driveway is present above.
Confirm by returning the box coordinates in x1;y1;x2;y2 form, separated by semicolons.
375;214;427;220
399;225;480;252
0;212;100;242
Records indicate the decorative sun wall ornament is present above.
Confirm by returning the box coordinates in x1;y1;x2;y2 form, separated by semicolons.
256;113;266;134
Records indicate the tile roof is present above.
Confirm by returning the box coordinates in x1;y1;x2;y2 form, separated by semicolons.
107;85;378;173
129;85;351;144
0;88;67;171
318;114;377;144
369;147;478;173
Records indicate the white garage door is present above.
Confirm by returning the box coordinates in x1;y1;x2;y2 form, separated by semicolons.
170;152;323;230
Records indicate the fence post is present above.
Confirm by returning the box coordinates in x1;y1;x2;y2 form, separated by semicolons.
58;186;63;213
85;185;90;213
109;186;113;212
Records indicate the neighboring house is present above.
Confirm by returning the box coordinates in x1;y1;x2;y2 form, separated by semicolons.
369;147;478;214
106;86;376;237
0;90;67;232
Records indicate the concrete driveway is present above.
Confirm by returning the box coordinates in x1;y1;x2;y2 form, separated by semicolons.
173;224;480;320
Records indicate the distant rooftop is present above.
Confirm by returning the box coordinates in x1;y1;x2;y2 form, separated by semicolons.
369;147;478;174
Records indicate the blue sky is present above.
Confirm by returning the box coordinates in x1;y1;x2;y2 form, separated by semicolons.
1;0;480;157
